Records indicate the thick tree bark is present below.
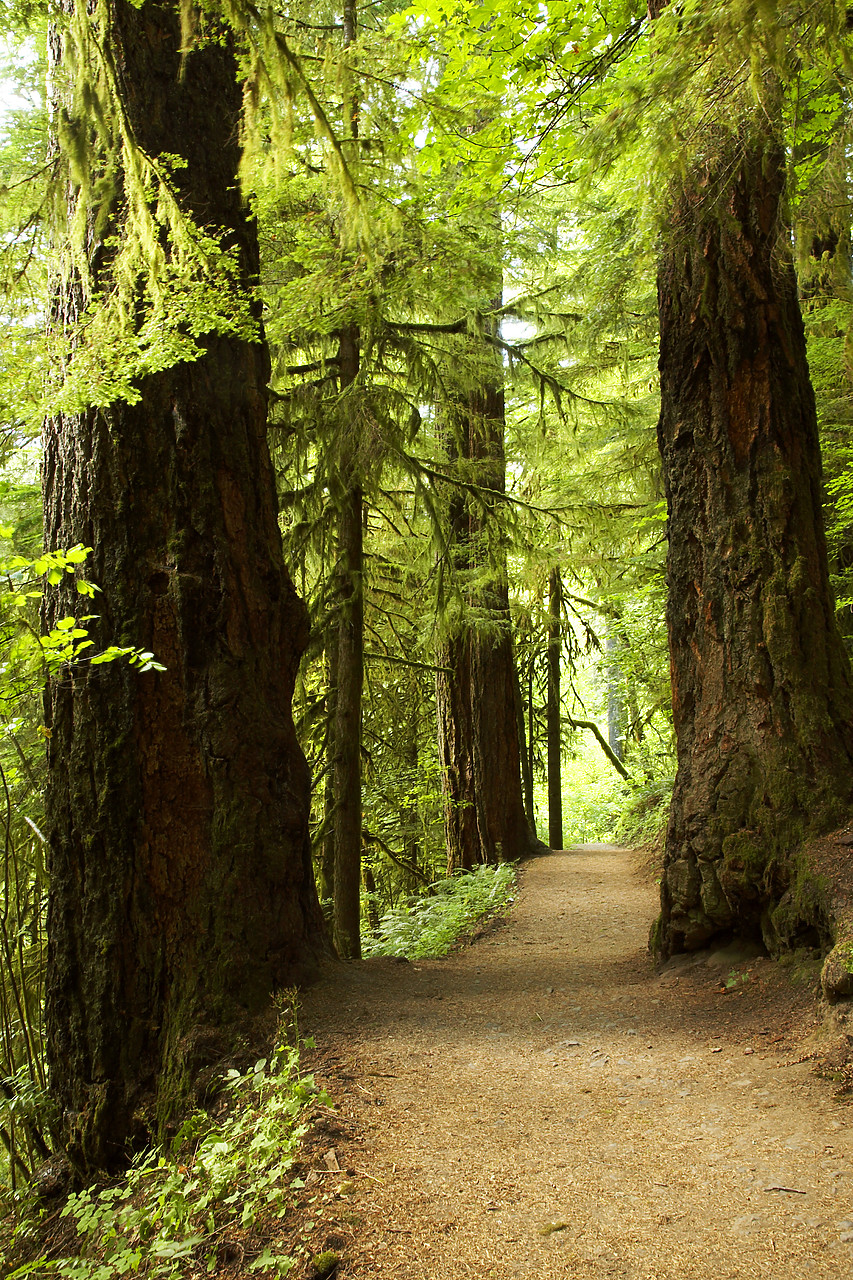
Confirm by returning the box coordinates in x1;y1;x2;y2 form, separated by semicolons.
332;325;363;960
436;367;541;871
547;568;563;850
655;124;853;959
319;625;338;908
45;1;327;1174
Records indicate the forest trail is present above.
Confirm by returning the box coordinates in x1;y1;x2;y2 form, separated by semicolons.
300;847;853;1279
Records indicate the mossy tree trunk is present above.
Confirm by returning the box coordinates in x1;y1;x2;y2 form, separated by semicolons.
44;0;327;1175
329;3;364;961
402;696;422;877
332;325;364;960
319;624;338;908
436;453;480;872
547;568;563;850
436;356;542;871
655;122;853;958
605;627;624;765
515;662;536;831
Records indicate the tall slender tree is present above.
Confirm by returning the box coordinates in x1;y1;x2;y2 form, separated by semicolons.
330;0;366;960
546;568;563;850
436;303;543;869
332;323;364;958
45;0;327;1174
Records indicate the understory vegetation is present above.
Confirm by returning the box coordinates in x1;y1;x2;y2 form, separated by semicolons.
5;1012;329;1279
2;866;519;1275
0;0;852;1251
362;862;518;959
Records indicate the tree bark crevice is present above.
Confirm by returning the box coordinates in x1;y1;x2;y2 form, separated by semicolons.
655;125;853;964
45;1;328;1175
436;350;543;871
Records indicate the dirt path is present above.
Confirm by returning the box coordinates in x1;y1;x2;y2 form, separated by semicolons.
300;847;853;1279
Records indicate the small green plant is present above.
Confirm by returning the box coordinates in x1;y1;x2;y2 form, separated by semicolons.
362;862;517;960
0;543;167;690
0;540;165;677
7;1016;330;1279
0;537;166;1196
723;968;751;991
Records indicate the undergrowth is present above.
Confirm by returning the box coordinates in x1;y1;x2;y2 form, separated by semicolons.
5;1007;330;1280
362;862;517;960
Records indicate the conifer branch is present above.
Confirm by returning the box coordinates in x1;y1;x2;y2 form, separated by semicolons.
364;650;451;675
567;717;630;779
386;318;467;336
362;831;431;886
391;447;562;521
269;29;362;216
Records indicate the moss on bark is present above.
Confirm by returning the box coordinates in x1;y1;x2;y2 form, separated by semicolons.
655;120;853;961
45;1;329;1176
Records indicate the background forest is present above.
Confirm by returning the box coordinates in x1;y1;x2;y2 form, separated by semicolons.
0;0;851;1212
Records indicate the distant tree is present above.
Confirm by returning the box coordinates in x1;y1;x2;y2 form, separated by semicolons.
546;568;563;850
435;302;543;869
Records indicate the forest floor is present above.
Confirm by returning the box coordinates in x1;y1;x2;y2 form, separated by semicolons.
297;845;853;1280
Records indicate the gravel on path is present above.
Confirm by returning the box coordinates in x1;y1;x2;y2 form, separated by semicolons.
300;846;853;1279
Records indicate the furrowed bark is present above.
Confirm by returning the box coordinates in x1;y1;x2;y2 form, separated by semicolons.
436;345;542;870
655;122;853;961
547;568;563;850
45;0;327;1174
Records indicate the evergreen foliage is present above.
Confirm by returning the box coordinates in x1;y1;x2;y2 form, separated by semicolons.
0;0;850;1208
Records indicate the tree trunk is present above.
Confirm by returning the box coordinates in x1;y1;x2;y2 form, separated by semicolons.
436;627;479;872
605;629;624;764
402;695;422;879
547;568;563;850
435;350;541;871
329;2;363;959
528;662;536;816
362;864;380;934
44;1;327;1175
319;625;338;909
655;122;853;960
332;324;363;959
514;662;536;831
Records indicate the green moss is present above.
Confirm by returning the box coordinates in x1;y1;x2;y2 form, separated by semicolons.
720;830;766;868
719;829;771;905
821;932;853;1002
766;847;831;952
833;937;853;975
310;1250;340;1279
778;946;822;985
